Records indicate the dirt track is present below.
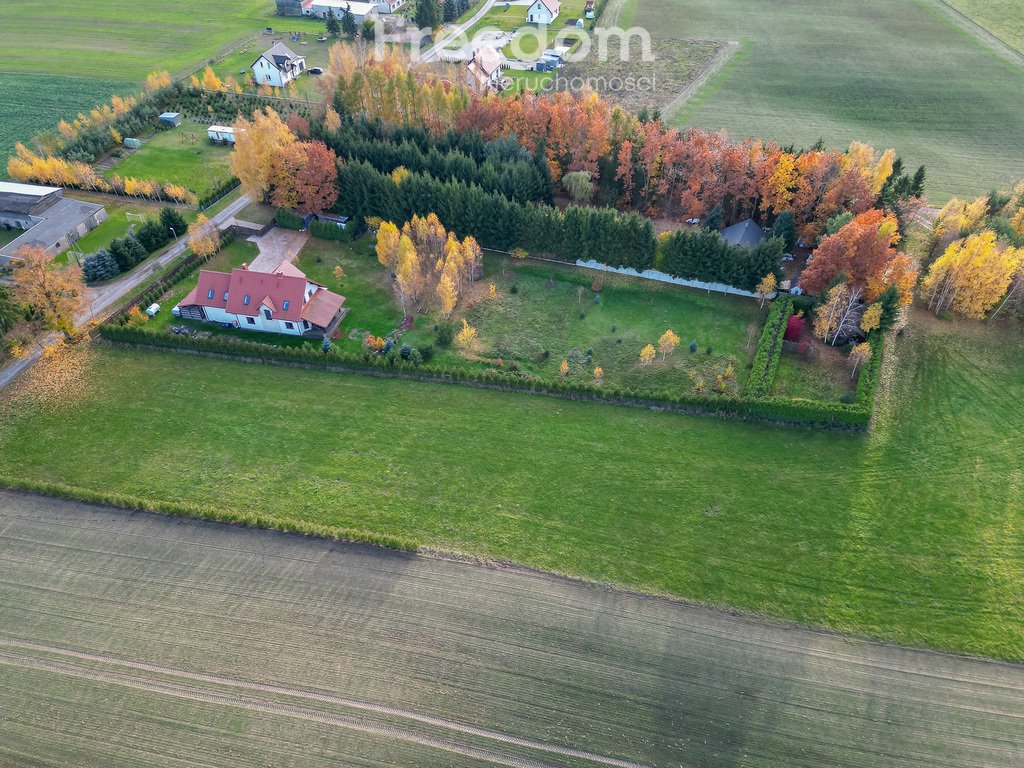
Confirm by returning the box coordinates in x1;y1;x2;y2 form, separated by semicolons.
1;490;1021;767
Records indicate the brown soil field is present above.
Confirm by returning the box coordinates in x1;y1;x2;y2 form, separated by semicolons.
1;490;1022;767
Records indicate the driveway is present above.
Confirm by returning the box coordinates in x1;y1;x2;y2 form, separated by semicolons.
246;227;309;272
1;490;1021;767
421;0;501;62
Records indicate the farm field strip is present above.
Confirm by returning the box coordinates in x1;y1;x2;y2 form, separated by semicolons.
0;638;646;768
2;494;1023;767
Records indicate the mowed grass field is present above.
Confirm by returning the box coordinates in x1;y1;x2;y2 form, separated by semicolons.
103;120;235;197
1;310;1022;659
632;0;1024;202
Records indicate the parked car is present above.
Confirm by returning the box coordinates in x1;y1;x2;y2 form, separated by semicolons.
782;253;795;261
308;67;324;75
685;217;701;225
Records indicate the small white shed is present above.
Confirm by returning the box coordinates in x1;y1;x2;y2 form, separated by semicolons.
208;125;236;144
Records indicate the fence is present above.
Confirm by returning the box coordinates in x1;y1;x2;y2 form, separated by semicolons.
575;259;776;300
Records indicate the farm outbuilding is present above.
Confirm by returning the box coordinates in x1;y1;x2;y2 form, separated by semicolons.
208;125;236;144
158;112;182;127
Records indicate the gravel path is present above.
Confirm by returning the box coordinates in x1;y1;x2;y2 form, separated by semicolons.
1;490;1021;767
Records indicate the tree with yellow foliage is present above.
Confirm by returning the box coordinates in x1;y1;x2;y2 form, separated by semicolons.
488;283;497;300
390;166;410;185
436;273;458;319
376;221;401;270
593;366;603;382
188;215;220;258
10;245;85;333
763;153;798;213
559;359;570;376
755;273;777;307
639;343;656;367
201;66;222;90
325;107;343;133
144;71;172;93
657;329;680;360
923;231;1022;318
395;234;420;313
333;265;346;282
848;342;872;380
462;235;482;283
455;318;477;350
231;108;297;201
860;303;882;334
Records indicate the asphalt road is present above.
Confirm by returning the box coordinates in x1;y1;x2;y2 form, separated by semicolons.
0;490;1021;767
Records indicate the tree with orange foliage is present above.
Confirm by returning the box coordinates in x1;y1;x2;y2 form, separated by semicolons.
10;245;85;332
270;141;339;215
801;209;904;300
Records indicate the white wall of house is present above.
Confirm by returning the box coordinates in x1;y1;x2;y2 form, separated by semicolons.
253;56;304;87
527;0;557;24
193;304;303;335
376;0;403;12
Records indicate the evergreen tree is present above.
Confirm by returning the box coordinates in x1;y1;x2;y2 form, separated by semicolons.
443;0;458;22
109;238;132;271
341;4;357;37
325;7;341;37
361;19;376;39
0;286;22;335
771;210;796;250
125;234;149;267
415;0;440;29
703;202;724;231
160;207;188;237
911;165;926;197
82;249;120;283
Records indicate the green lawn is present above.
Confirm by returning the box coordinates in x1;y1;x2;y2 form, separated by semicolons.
236;201;277;227
54;193;184;265
503;70;554;94
102;120;234;197
631;0;1024;202
189;236;767;396
208;27;334;102
772;341;856;403
2;308;1022;660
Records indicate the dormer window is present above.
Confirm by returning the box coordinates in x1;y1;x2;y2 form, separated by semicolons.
223;291;228;301
207;289;215;299
263;309;272;320
282;300;289;311
243;295;251;305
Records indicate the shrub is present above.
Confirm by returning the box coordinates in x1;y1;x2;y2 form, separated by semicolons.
784;314;806;342
689;340;697;352
510;284;518;294
275;208;304;229
435;323;454;347
746;297;792;398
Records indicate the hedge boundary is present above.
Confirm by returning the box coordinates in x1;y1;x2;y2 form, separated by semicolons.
746;297;793;397
99;325;878;429
0;478;419;552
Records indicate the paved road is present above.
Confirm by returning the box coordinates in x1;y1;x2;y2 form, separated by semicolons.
421;0;500;62
80;193;251;324
0;194;251;394
0;490;1021;767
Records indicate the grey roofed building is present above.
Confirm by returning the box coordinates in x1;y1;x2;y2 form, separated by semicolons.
253;42;302;72
0;182;107;262
720;218;764;250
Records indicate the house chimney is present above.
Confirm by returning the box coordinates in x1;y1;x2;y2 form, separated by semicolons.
241;263;248;270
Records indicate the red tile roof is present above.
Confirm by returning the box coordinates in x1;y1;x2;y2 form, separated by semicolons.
302;288;346;328
180;263;345;329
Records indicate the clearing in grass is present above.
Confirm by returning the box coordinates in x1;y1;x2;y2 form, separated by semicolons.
1;309;1021;660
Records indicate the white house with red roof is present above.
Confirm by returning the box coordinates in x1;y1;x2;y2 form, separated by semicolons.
252;43;306;88
175;259;347;338
527;0;560;24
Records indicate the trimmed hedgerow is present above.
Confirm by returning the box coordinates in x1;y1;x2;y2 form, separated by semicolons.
275;208;304;229
746;296;792;398
99;325;875;429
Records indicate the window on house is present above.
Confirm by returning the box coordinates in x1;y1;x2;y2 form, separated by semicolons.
207;289;215;299
302;320;310;329
243;295;251;305
246;317;256;325
263;309;272;320
223;291;228;301
282;300;289;311
285;322;294;330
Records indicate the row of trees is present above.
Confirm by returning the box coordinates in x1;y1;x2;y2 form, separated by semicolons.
7;143;198;204
82;207;188;282
337;159;657;267
320;129;553;206
656;229;785;293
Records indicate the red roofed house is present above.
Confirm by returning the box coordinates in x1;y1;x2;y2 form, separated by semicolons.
175;259;347;338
